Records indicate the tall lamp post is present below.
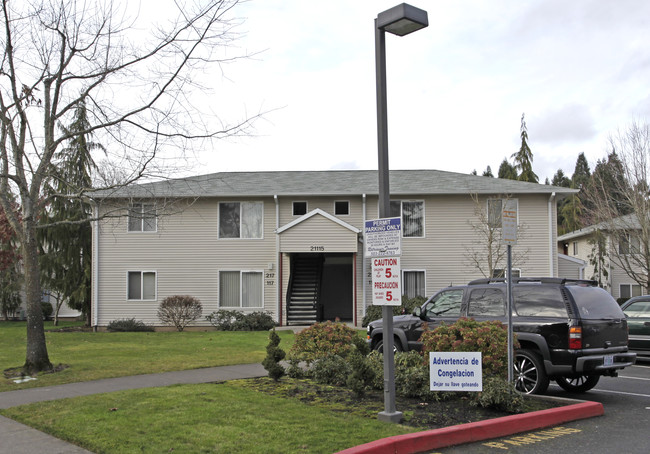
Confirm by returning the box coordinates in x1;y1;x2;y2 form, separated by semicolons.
375;3;428;423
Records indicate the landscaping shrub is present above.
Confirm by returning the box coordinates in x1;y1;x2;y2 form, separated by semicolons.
420;318;515;378
346;352;376;397
361;295;427;326
262;329;286;381
310;354;351;386
157;295;202;332
474;376;524;412
107;318;155;332
287;321;363;365
41;302;53;321
205;310;276;331
366;350;438;400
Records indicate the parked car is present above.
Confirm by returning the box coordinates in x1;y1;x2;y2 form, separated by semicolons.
367;277;637;395
621;296;650;359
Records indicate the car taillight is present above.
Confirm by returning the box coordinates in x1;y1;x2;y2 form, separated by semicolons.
569;326;582;349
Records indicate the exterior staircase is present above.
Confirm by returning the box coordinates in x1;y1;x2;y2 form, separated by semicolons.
286;255;323;325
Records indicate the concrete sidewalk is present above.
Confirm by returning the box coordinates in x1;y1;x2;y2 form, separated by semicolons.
0;363;267;454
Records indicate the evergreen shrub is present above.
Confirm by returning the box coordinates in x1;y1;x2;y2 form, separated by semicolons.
107;318;155;332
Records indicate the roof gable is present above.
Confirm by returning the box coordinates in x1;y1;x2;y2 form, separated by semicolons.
277;209;360;234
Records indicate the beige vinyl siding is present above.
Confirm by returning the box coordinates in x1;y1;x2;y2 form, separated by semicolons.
94;198;278;326
279;214;358;253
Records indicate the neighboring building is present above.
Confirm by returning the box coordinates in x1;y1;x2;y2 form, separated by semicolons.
558;214;646;301
91;170;574;328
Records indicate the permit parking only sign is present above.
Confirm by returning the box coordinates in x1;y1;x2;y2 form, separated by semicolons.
366;218;402;306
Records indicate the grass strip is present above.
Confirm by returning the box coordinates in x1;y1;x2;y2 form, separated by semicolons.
1;321;294;391
0;382;414;453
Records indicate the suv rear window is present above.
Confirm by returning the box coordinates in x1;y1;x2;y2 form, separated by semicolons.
514;285;567;317
468;288;505;316
566;286;626;319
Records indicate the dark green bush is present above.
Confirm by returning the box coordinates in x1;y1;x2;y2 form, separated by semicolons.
346;352;376;397
473;376;524;412
107;318;155;332
310;354;351;386
205;310;276;331
361;295;427;326
41;302;53;320
262;329;286;382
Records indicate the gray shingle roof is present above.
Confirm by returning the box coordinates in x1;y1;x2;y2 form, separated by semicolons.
95;169;577;199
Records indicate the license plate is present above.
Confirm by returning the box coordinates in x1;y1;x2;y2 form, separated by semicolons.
604;354;614;366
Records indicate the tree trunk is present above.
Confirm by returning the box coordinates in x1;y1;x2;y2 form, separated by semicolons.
22;231;53;374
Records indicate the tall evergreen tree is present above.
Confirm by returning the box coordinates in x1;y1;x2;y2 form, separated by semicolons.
38;99;103;325
0;203;21;320
571;152;591;189
589;151;632;218
512;114;538;183
497;158;518;180
551;169;572;188
482;166;494;177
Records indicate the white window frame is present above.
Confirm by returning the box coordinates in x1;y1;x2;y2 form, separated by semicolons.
219;270;264;309
126;271;157;301
218;201;264;239
292;201;308;216
334;200;350;216
619;283;642;299
572;241;578;255
402;270;426;299
127;203;157;233
487;198;519;229
390;200;425;238
492;268;521;278
618;233;640;255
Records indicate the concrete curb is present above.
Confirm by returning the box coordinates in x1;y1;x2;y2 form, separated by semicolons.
337;401;604;454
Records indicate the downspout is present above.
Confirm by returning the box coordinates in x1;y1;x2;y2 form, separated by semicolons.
362;194;367;318
275;195;282;326
548;192;556;277
92;203;99;331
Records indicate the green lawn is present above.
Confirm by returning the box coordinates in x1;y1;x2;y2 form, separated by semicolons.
0;321;295;392
1;382;414;453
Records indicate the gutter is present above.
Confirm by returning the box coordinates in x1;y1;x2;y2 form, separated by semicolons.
274;195;281;326
362;194;367;318
92;203;99;330
548;192;556;276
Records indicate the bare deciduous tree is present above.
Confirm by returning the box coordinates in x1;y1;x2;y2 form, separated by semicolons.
0;0;259;373
464;194;529;278
584;122;650;292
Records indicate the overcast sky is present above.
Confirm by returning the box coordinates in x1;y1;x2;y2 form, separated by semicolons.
170;0;650;183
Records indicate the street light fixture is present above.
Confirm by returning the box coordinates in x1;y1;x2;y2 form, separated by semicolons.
375;3;428;424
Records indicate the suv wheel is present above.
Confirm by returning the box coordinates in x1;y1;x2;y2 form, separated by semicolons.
555;375;600;393
514;349;549;394
374;338;404;354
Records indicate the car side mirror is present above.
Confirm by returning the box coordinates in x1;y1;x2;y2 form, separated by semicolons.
413;307;423;318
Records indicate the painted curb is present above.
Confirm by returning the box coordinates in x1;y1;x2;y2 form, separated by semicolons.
337;401;604;454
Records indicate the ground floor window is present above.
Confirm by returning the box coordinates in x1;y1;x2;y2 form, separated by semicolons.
403;270;425;299
220;271;263;308
128;271;156;300
620;283;642;299
492;268;521;278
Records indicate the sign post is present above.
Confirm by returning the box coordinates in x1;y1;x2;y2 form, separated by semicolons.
365;217;402;422
501;199;517;386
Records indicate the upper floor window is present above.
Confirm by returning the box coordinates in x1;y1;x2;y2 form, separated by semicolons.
390;200;424;238
334;201;350;216
572;241;578;255
487;198;518;229
619;233;640;255
219;202;263;239
620;283;642;299
487;199;502;228
128;203;156;232
293;201;307;216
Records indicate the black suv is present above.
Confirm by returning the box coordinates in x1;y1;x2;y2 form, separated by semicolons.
367;277;637;394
